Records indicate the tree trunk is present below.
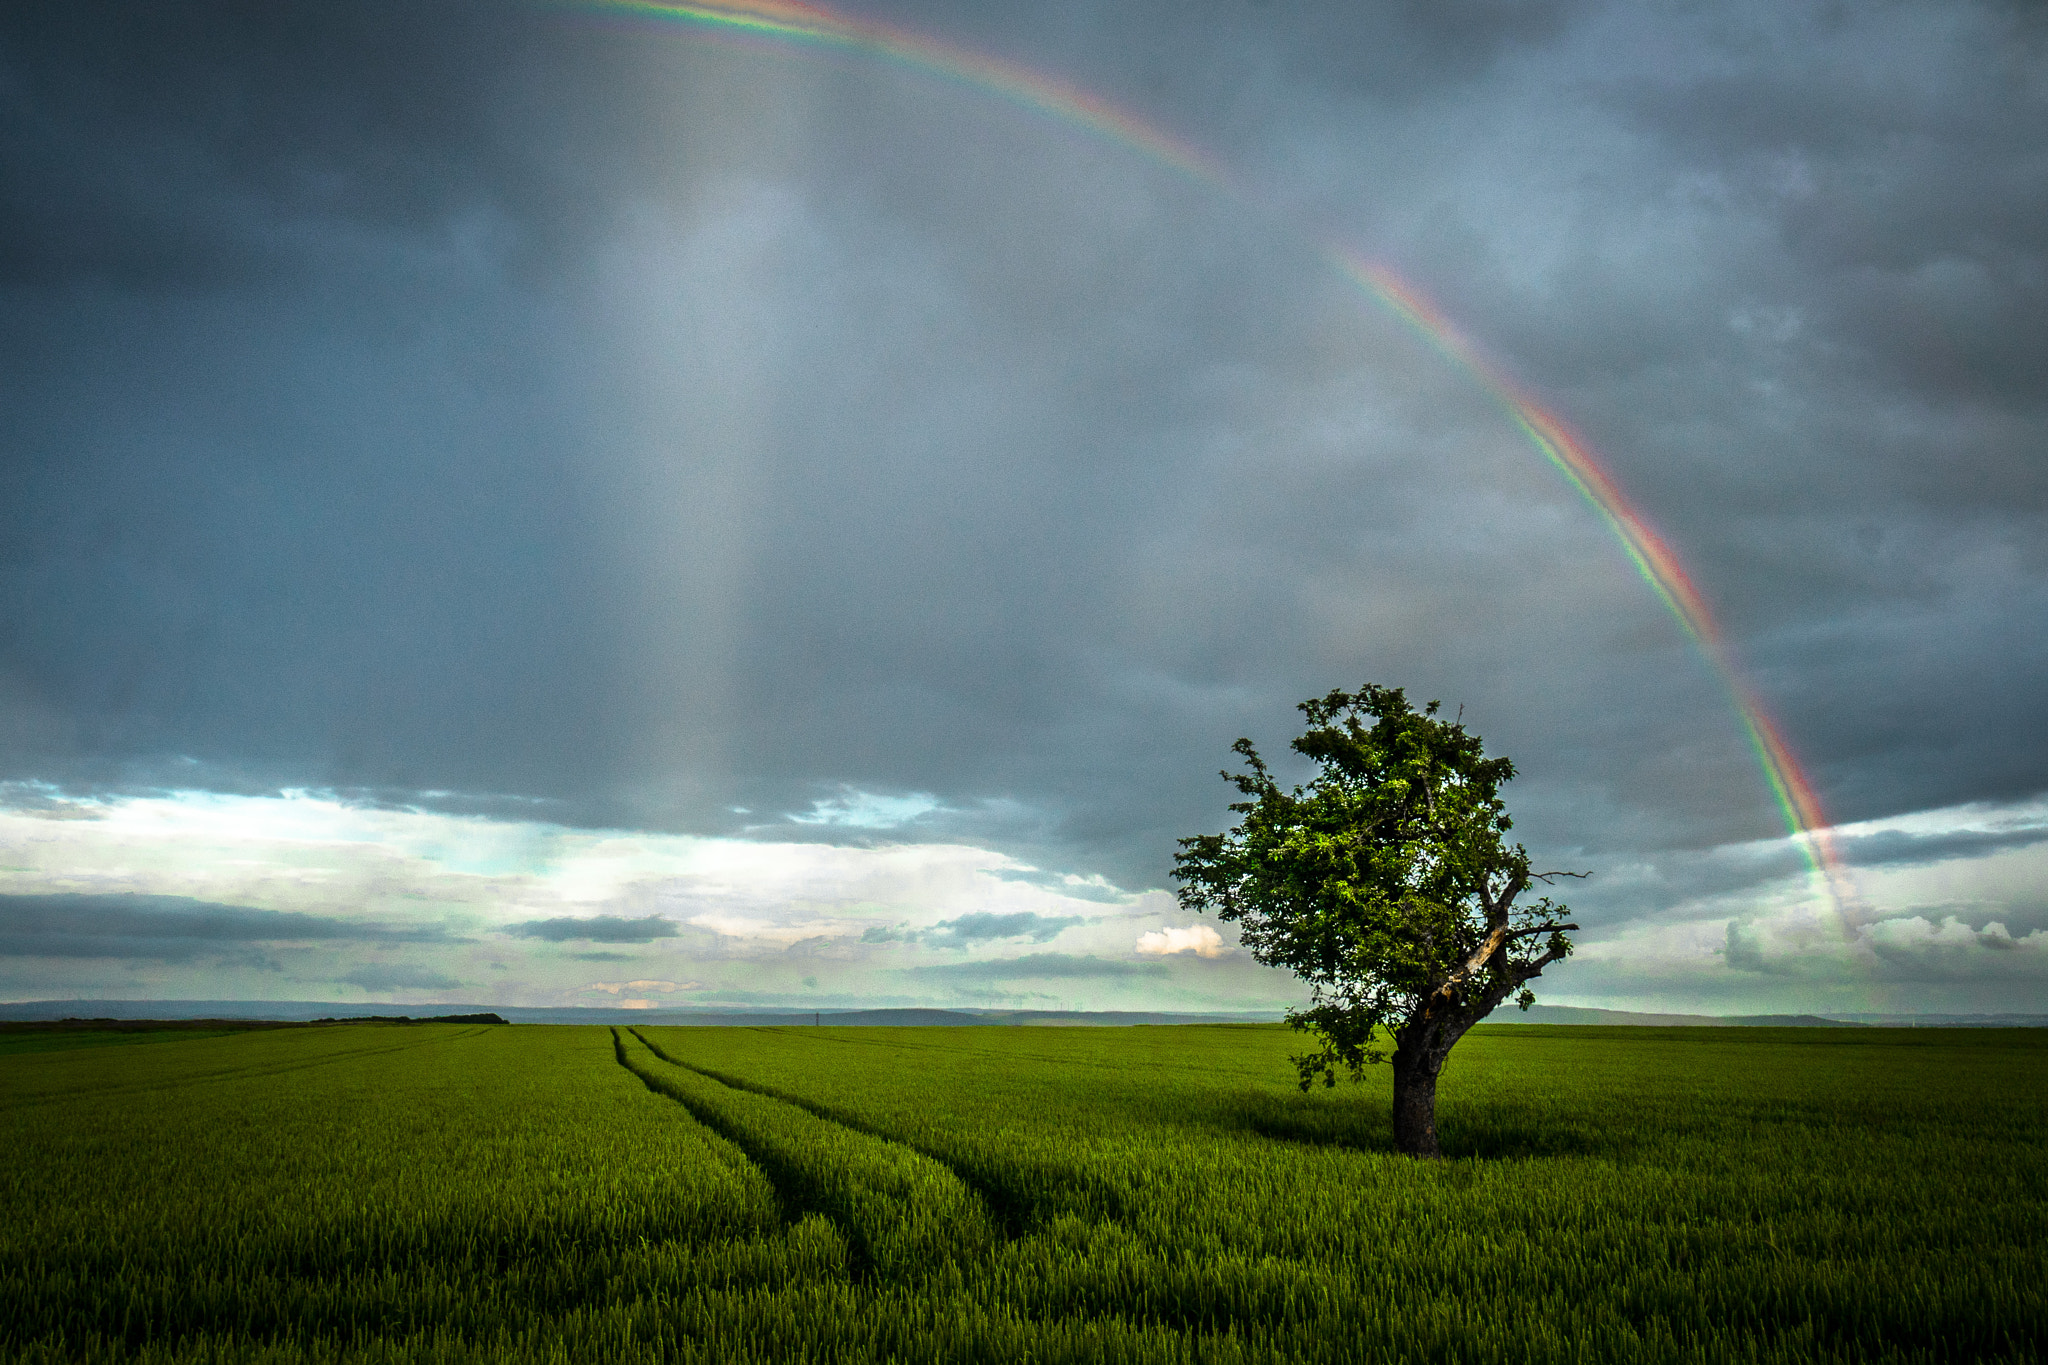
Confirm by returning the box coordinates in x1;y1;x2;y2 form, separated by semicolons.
1390;1047;1445;1158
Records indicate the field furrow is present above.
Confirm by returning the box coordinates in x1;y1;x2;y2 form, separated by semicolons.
611;1026;1002;1282
628;1025;1052;1235
5;1021;2042;1363
0;1026;838;1360
635;1023;2048;1363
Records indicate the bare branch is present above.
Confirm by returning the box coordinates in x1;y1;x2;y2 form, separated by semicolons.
1530;869;1590;883
1519;943;1570;977
1503;922;1578;941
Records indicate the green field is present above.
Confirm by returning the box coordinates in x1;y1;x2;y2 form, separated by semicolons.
2;1022;2041;1363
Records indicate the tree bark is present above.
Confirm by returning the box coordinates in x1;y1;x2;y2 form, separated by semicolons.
1390;1045;1445;1158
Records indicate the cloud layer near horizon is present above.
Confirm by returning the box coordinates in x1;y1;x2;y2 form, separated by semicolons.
0;789;2042;1014
1;0;2043;1012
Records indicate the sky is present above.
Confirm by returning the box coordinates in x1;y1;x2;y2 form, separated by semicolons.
2;0;2044;1016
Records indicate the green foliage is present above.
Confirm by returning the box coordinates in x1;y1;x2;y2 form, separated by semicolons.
1174;685;1577;1088
3;1022;2043;1363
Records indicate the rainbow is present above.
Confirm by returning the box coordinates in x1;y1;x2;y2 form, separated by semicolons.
573;0;1858;923
1352;259;1856;915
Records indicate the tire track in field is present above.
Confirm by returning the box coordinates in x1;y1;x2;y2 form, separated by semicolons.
609;1027;816;1234
610;1027;1002;1281
626;1026;1105;1237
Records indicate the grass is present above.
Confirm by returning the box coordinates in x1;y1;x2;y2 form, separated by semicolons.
2;1021;2041;1362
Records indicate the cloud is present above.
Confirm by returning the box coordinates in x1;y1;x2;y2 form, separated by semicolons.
1724;913;2048;983
860;910;1087;948
584;979;701;995
905;953;1169;981
2;0;2046;1018
340;963;462;993
783;934;839;957
0;893;453;961
1837;823;2048;871
1721;919;1815;977
1862;916;2048;981
922;911;1086;948
1135;924;1226;958
0;783;107;819
787;789;943;830
686;913;843;946
982;866;1134;904
1560;798;2048;928
504;915;679;943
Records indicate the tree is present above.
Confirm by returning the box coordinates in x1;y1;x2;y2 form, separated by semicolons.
1174;685;1579;1158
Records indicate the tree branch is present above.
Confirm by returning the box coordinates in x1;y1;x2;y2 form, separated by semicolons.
1503;923;1578;941
1439;924;1509;997
1436;919;1579;1007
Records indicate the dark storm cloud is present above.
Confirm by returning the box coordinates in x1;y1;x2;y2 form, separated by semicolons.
1838;823;2048;872
0;0;2043;966
885;0;1588;119
923;911;1085;946
1307;0;2048;855
1602;23;2048;412
0;0;625;291
504;915;680;943
906;953;1169;981
0;0;658;814
340;963;464;992
0;892;454;960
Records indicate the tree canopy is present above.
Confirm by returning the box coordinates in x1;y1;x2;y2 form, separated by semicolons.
1174;685;1578;1155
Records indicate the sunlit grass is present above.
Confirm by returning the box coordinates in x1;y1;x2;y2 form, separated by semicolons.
2;1021;2040;1362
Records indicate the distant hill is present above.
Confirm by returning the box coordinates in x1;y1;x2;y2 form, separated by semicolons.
1;1012;509;1033
1499;1005;1863;1027
1822;1012;2048;1028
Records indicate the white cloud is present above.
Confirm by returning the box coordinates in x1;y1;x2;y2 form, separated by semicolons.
25;783;2041;1015
0;789;1264;1008
1860;915;2048;979
1135;924;1226;958
584;979;701;995
787;788;942;829
686;913;845;945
